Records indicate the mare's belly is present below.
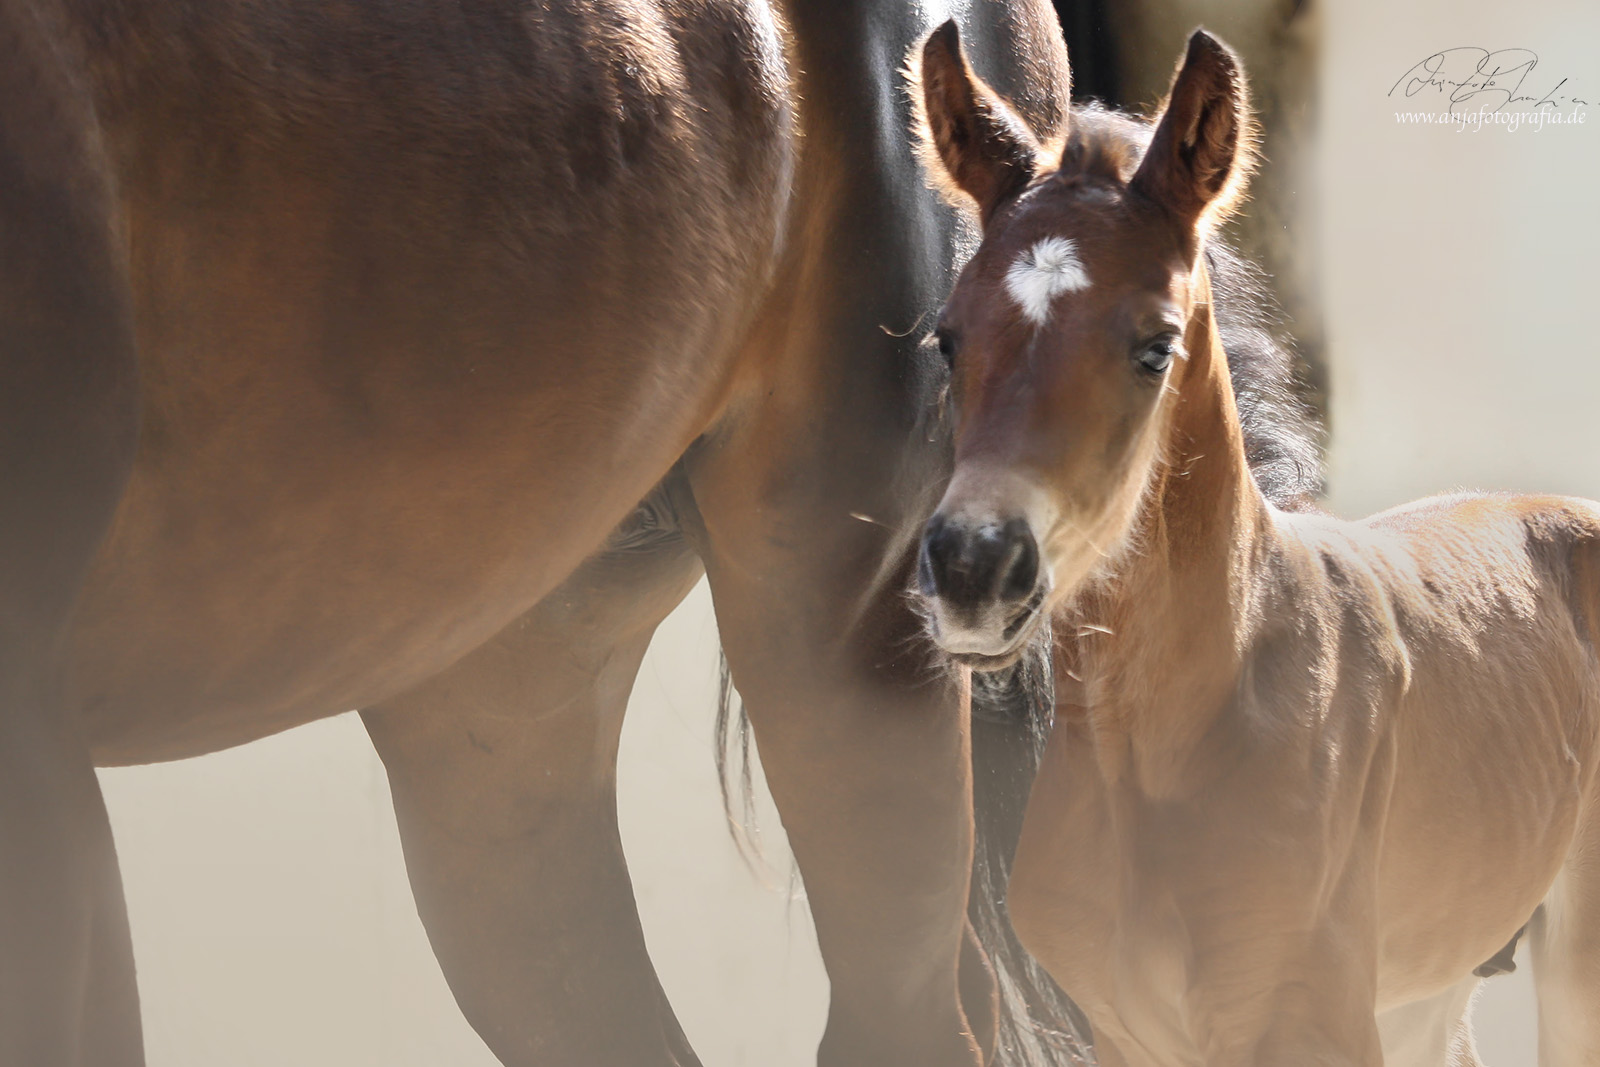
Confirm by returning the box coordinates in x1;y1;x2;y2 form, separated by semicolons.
67;0;794;764
70;401;665;764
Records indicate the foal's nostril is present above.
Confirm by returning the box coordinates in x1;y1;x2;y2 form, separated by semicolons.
919;514;1041;608
919;514;969;598
916;515;947;597
996;517;1039;603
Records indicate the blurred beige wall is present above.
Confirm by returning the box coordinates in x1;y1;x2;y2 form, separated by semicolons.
98;0;1595;1063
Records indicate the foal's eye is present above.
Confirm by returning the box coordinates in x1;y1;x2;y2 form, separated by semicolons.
1136;336;1177;375
935;327;958;368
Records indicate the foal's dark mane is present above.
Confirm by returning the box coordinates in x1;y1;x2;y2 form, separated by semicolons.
1207;239;1325;510
718;99;1324;1067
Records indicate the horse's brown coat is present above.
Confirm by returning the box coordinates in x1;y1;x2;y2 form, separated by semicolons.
66;0;795;761
920;25;1600;1066
1;1;1081;1063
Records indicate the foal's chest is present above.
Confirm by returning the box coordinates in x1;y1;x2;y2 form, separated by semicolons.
1009;727;1200;1063
1010;717;1336;1065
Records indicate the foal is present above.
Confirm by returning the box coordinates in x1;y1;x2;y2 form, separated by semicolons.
917;24;1600;1067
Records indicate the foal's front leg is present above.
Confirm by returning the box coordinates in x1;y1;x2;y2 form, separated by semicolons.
362;504;703;1067
1244;969;1385;1067
1205;869;1386;1067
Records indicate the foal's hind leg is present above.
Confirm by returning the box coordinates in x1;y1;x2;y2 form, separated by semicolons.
0;6;143;1062
1376;977;1484;1067
1530;854;1600;1067
362;496;704;1067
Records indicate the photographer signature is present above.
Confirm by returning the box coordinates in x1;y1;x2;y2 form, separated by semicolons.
1389;48;1588;113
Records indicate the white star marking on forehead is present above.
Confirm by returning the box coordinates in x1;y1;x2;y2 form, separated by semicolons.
1004;236;1091;326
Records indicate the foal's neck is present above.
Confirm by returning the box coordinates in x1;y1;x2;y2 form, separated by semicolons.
1066;266;1273;795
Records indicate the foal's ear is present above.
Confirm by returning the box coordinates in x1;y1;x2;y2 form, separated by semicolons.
1130;30;1253;232
919;21;1041;224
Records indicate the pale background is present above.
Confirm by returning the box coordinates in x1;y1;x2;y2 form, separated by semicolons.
98;0;1596;1062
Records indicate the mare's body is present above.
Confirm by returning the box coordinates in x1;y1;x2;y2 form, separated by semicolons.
916;25;1600;1066
70;0;795;760
0;1;1082;1064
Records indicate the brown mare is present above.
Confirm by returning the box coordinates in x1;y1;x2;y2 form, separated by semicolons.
0;0;1103;1064
916;24;1600;1067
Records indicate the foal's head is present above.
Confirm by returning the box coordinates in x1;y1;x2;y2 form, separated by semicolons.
914;24;1253;667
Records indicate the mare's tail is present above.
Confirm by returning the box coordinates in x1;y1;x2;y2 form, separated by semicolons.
968;634;1094;1066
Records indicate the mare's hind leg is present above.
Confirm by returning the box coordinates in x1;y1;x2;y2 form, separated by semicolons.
0;6;143;1064
686;462;988;1065
1530;852;1600;1067
690;545;984;1067
362;490;704;1067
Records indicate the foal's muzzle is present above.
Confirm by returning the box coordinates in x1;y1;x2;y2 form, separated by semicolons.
918;513;1046;665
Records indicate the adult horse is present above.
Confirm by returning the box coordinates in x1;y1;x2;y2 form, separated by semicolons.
917;24;1599;1065
0;0;1085;1064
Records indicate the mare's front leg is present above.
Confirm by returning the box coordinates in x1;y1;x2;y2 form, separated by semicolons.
361;491;704;1066
0;10;143;1063
686;409;988;1066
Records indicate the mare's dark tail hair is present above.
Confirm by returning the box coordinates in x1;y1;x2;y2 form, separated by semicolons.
714;654;761;866
967;625;1095;1065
